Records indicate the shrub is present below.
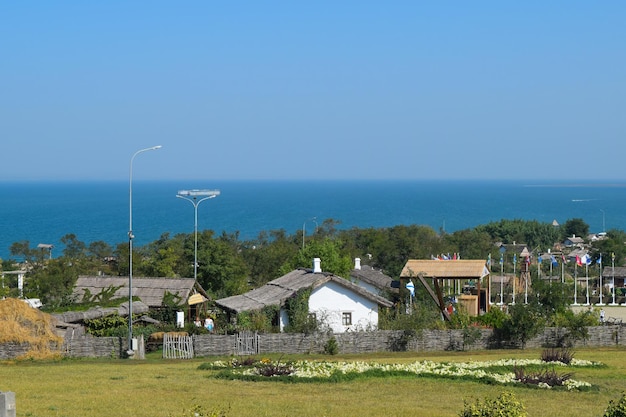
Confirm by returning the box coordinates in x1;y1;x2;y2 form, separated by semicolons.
604;393;626;417
541;347;574;364
324;336;339;355
459;391;526;417
513;366;573;388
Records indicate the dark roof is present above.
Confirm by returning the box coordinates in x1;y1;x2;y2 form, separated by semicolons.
350;265;394;291
73;276;201;307
52;301;150;324
215;268;393;314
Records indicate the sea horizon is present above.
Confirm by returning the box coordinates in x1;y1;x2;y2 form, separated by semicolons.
1;178;625;260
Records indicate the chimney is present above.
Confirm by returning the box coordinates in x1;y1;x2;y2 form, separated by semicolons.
313;258;322;273
354;258;361;270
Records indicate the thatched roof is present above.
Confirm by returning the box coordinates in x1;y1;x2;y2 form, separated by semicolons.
52;301;150;324
603;266;626;278
400;260;489;279
350;265;395;291
216;268;393;314
73;276;201;307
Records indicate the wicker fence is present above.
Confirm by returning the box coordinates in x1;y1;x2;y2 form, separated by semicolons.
3;325;623;360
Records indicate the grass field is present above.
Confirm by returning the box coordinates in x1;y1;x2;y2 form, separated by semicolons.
1;347;625;417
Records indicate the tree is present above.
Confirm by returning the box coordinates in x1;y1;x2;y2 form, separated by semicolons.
26;258;78;308
562;218;589;240
195;230;249;298
280;237;353;278
241;229;300;287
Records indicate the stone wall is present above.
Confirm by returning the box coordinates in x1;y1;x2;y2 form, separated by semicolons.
1;326;623;359
62;335;123;358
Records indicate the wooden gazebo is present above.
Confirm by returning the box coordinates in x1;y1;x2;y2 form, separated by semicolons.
400;260;490;321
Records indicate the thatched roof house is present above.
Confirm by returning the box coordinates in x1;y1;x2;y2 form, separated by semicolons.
73;276;205;308
216;261;393;333
216;268;393;314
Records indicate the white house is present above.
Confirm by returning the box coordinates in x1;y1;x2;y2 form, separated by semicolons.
349;257;395;297
216;258;393;333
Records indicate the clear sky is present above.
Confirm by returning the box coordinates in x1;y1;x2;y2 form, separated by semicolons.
2;2;625;181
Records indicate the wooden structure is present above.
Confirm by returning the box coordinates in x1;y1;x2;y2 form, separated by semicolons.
400;260;490;321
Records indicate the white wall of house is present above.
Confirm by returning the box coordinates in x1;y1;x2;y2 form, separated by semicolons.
309;280;379;333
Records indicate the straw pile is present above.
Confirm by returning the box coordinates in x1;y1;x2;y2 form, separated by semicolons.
0;298;64;360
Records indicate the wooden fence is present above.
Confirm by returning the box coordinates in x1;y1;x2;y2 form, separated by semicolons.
235;331;259;355
162;333;194;359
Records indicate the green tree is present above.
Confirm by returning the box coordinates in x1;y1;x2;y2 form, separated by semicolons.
494;303;545;349
280;237;352;277
196;230;249;298
562;218;589;240
593;229;626;267
26;258;79;308
241;229;299;287
475;219;560;251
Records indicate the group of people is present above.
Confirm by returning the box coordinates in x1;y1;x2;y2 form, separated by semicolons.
194;316;214;332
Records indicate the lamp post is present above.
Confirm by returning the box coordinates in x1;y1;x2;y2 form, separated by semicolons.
176;189;220;280
128;145;161;356
302;217;318;250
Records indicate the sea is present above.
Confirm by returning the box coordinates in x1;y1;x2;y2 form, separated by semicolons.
1;179;626;260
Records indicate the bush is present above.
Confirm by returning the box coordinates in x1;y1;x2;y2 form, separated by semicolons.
541;347;574;364
513;366;573;388
459;391;526;417
324;336;339;355
604;393;626;417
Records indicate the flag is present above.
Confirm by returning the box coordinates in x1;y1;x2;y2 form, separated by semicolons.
581;254;591;265
576;255;582;266
525;256;530;265
513;254;517;264
551;255;558;267
597;255;602;264
487;253;492;267
406;280;415;297
538;255;543;264
562;254;567;263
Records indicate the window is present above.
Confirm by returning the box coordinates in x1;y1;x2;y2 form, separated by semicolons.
342;312;352;326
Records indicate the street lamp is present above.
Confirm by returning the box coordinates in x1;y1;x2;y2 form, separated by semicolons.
302;217;318;250
176;189;220;280
128;145;161;356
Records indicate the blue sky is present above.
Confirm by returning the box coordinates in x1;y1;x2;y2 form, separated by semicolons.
2;2;625;181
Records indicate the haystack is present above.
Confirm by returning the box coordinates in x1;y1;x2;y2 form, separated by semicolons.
0;298;64;360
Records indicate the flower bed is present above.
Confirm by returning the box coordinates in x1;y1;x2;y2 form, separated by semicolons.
200;357;600;391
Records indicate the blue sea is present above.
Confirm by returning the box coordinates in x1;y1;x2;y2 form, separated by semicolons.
1;180;625;260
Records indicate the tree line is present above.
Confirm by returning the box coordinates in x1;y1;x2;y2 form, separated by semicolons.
2;217;625;310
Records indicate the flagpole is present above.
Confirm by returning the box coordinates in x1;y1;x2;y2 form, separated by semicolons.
610;253;617;305
573;262;579;306
598;255;604;306
499;255;504;305
488;254;493;305
512;255;516;305
524;256;528;304
585;261;590;306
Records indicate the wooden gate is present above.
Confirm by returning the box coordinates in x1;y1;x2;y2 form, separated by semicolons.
163;333;194;359
235;331;259;355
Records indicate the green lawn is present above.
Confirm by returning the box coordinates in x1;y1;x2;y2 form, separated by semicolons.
1;347;625;417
